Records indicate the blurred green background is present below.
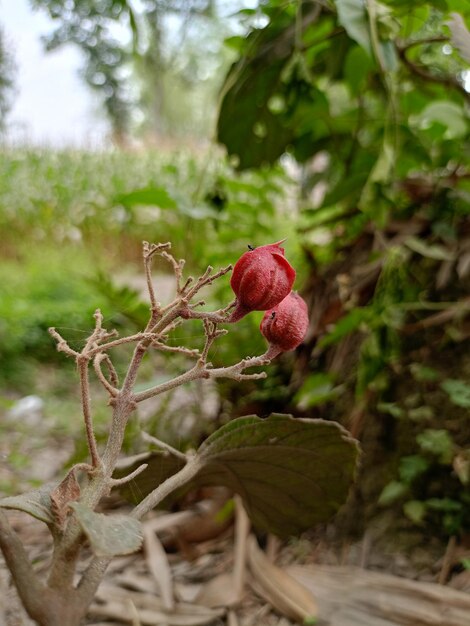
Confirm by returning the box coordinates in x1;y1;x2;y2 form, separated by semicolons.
1;0;470;556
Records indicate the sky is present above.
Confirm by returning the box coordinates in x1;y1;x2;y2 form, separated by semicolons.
1;0;108;147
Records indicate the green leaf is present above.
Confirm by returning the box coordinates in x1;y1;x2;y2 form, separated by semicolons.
217;55;293;169
0;483;55;525
318;307;372;348
216;12;299;171
408;406;434;421
336;0;372;54
399;455;429;483
70;502;143;557
416;101;468;140
319;171;370;208
461;557;470;570
425;497;462;512
409;363;440;383
224;35;247;52
417;429;454;464
116;186;178;209
441;379;470;408
378;480;408;505
294;373;338;409
403;500;427;524
344;46;374;94
195;414;359;537
123;414;360;538
359;138;395;216
377;402;404;418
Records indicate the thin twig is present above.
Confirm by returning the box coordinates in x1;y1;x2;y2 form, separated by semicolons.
160;250;186;295
109;463;149;487
133;364;208;403
199;320;228;364
397;43;470;103
93;354;119;397
185;264;232;301
151;341;200;358
180;308;230;323
206;355;270;382
399;35;449;52
131;458;201;520
100;353;119;387
78;356;101;468
49;327;79;358
86;310;118;351
86;309;104;351
121;308;181;395
134;352;270;404
143;241;171;317
87;332;161;358
141;432;188;461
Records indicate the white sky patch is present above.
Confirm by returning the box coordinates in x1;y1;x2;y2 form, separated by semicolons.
1;0;109;147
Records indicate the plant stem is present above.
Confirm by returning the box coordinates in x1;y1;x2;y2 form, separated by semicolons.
132;457;201;520
76;458;202;611
0;510;51;623
78;357;100;468
134;363;206;403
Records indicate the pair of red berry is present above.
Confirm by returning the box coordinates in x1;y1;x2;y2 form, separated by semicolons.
228;241;309;359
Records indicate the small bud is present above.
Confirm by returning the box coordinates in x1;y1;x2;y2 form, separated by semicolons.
260;292;309;359
228;240;296;322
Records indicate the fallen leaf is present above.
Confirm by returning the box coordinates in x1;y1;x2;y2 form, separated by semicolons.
247;535;318;623
143;521;174;610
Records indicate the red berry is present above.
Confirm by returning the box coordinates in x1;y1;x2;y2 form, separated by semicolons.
228;241;296;322
260;292;309;358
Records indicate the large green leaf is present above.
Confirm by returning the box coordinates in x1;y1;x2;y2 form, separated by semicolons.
70;502;143;557
0;483;55;525
122;414;359;538
217;56;293;169
336;0;372;54
217;7;318;169
196;414;359;536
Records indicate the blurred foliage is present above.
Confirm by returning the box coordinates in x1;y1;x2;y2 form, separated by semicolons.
0;248;109;389
0;24;15;131
0;147;295;388
30;0;241;140
214;0;470;540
